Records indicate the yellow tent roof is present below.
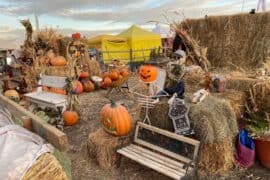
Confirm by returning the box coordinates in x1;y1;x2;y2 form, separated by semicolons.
88;34;126;44
118;25;161;40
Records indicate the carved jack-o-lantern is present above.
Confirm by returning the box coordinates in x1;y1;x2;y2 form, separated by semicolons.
138;65;158;83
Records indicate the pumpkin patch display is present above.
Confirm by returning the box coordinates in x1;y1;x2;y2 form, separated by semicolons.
82;81;95;92
100;100;132;136
71;80;83;94
63;110;78;126
50;87;67;95
138;65;158;83
50;56;67;66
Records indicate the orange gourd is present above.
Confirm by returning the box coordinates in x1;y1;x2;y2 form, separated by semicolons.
110;71;119;81
79;72;89;78
82;81;95;92
120;69;129;77
71;80;83;94
50;87;67;95
138;65;158;83
103;77;112;87
50;56;67;66
63;111;78;126
100;100;132;136
102;72;110;79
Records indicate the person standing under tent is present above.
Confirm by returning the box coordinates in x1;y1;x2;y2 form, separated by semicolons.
257;0;266;11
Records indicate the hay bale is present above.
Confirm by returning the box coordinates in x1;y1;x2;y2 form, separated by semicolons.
213;89;246;119
181;12;270;70
87;128;131;170
189;95;238;175
226;76;263;91
250;82;270;113
23;153;68;180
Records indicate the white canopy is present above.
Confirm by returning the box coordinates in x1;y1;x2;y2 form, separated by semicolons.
152;24;174;39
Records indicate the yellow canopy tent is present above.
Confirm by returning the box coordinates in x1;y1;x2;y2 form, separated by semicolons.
88;35;130;63
118;25;162;62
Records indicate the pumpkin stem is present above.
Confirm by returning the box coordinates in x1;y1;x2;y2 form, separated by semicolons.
109;99;117;107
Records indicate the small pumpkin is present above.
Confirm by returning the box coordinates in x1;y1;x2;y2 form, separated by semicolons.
50;87;67;95
63;111;78;126
102;72;110;79
120;69;129;77
138;65;158;83
71;80;83;94
50;56;67;66
79;71;89;78
103;77;112;87
118;75;123;80
4;90;20;102
82;81;95;92
100;100;132;136
110;71;119;81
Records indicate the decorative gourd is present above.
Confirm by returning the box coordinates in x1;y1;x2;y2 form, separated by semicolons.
138;65;158;83
50;87;67;95
79;72;89;78
110;71;119;81
63;111;78;126
72;80;83;94
103;77;112;87
82;81;95;92
100;100;131;136
118;75;123;80
4;90;20;102
120;69;129;77
50;56;67;66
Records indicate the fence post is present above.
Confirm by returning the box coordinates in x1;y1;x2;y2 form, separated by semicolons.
129;49;134;71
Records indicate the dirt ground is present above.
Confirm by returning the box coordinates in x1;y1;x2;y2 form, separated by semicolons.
64;77;270;180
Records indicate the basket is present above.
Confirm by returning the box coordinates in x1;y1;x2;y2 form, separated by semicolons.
110;75;129;88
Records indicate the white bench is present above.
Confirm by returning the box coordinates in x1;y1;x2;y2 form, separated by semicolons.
24;75;68;113
117;122;200;180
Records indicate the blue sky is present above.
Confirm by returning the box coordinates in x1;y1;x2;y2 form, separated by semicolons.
0;0;267;48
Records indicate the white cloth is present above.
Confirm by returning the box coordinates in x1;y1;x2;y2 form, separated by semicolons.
0;108;53;180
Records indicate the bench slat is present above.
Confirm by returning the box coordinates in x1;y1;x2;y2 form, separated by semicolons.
126;145;191;174
118;148;185;180
128;144;193;173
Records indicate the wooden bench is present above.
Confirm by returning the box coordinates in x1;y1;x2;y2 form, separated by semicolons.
24;75;68;113
117;122;200;180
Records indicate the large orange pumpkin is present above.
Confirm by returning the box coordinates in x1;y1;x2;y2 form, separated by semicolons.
50;87;67;95
50;56;67;66
100;100;132;136
4;90;20;102
63;111;78;126
71;80;83;94
82;81;95;92
138;65;158;83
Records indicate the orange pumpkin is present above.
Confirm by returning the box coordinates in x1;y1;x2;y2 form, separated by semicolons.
50;56;67;66
112;69;120;74
71;80;83;94
100;100;132;136
63;111;78;126
4;90;20;102
110;71;119;81
79;71;89;78
118;75;123;80
103;77;112;87
50;87;67;95
102;72;110;79
82;81;95;92
120;69;129;77
138;65;158;83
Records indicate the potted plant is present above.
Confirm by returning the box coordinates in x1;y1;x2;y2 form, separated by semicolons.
245;112;270;169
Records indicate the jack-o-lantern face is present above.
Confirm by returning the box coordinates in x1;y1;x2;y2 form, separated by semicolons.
138;65;158;83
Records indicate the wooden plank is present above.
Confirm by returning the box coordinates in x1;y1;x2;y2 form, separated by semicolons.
0;95;69;151
137;122;200;146
118;148;184;180
41;75;67;88
135;138;192;164
128;144;192;173
126;145;190;174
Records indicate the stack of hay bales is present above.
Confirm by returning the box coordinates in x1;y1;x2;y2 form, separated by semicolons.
189;96;238;176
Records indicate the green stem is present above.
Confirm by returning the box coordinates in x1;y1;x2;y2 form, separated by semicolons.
109;99;117;107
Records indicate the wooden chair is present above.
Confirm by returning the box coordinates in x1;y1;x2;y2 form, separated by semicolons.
117;122;200;180
24;75;67;113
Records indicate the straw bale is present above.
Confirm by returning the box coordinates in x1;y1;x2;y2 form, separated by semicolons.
226;76;263;92
249;82;270;113
87;128;131;170
181;12;270;70
23;153;68;180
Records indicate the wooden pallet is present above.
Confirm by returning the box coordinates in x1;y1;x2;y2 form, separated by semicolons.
117;122;200;180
